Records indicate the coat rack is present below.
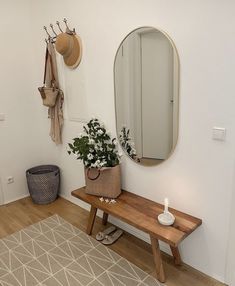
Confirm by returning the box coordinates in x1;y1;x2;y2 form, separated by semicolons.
44;18;75;44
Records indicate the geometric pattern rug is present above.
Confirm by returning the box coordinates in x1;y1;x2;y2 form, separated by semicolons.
0;215;162;286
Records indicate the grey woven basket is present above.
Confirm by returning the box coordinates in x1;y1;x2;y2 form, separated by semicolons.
26;165;60;204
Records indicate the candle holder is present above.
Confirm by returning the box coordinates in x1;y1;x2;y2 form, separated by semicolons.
158;198;175;226
158;211;175;226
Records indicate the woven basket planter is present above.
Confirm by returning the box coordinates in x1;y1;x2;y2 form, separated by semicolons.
26;165;60;204
85;165;121;198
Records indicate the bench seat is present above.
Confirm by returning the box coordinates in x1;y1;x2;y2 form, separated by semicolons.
72;187;202;282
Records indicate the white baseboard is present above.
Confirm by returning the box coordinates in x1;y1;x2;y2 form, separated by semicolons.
3;193;29;205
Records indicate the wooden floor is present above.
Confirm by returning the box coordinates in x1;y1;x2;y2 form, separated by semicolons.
0;196;225;286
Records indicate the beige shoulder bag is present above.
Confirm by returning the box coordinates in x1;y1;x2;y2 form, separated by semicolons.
38;47;60;108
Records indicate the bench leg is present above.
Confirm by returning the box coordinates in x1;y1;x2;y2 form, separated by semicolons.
86;206;97;235
150;235;166;283
102;212;109;225
170;246;182;265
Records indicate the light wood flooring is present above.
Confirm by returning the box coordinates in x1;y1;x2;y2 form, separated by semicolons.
0;196;226;286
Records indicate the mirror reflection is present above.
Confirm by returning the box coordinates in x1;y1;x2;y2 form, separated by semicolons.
114;27;179;166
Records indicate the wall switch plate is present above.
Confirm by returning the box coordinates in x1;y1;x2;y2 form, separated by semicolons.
212;127;226;141
0;114;5;121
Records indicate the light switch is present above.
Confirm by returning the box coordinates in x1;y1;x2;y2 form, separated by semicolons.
212;127;226;141
0;114;5;121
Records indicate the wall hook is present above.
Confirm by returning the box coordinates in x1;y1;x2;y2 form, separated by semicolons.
63;18;75;34
50;23;57;36
63;18;70;30
43;26;52;38
56;21;64;33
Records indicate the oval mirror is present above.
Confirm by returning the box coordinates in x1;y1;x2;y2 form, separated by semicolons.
114;27;179;166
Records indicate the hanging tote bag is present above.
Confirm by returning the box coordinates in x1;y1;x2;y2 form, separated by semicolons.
38;46;60;107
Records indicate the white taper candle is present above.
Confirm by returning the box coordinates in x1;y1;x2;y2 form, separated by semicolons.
164;198;169;213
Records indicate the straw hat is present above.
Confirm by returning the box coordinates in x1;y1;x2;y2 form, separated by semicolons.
55;32;82;69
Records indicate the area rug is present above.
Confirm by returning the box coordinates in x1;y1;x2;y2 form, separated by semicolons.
0;214;161;286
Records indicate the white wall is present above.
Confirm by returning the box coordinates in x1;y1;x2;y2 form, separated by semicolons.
1;0;235;284
0;0;58;204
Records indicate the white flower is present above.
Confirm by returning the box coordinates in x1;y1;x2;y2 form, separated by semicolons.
97;129;103;135
100;161;107;167
87;153;94;160
130;148;136;155
105;199;110;203
94;160;101;167
89;138;95;144
99;197;104;202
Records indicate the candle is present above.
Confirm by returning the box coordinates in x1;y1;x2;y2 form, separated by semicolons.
164;198;169;213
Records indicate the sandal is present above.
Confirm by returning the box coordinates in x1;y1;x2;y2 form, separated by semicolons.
95;226;116;241
102;229;123;245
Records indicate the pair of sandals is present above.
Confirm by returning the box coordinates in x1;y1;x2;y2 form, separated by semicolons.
96;226;123;245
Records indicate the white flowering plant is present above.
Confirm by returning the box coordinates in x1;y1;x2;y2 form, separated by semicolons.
119;126;140;162
68;118;121;168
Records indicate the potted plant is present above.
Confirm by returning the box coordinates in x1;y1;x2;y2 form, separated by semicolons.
68;118;121;198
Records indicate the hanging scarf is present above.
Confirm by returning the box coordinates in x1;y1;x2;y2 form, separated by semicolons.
45;41;64;145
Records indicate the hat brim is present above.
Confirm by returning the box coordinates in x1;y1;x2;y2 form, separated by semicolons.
64;35;82;69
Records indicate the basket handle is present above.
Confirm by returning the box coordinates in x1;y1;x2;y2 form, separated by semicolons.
54;170;59;176
87;168;101;181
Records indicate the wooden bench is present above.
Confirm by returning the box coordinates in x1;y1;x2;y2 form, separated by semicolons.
71;187;202;283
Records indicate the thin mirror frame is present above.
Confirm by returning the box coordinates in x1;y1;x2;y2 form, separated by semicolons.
113;26;180;166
